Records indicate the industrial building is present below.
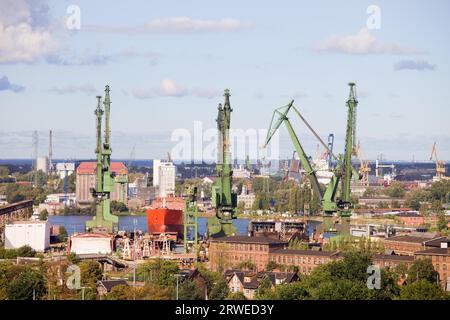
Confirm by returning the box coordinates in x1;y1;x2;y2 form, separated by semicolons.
153;159;176;198
68;233;115;255
4;220;51;252
75;162;128;206
55;162;75;179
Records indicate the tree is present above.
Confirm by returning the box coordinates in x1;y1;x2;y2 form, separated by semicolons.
208;278;229;300
106;284;130;300
399;279;447;300
275;282;309;300
58;226;68;242
407;258;438;284
266;260;280;271
254;275;274;299
234;260;256;271
226;291;247;300
137;258;179;286
16;245;36;257
110;201;128;213
79;261;103;288
39;209;48;221
237;201;245;215
178;279;203;300
386;182;405;198
437;212;448;231
7;267;47;300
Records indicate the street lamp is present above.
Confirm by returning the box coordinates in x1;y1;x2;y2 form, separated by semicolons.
173;274;183;300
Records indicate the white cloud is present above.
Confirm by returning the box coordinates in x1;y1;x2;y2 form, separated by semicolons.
85;17;249;34
315;28;418;55
0;0;57;63
394;60;436;71
133;79;221;99
49;84;97;95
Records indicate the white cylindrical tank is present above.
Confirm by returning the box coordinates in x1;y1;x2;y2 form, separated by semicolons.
36;156;49;173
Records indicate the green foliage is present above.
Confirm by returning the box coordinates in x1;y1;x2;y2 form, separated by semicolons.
254;275;274;299
58;226;68;243
39;209;48;221
274;282;309;300
208;278;229;300
407;258;439;284
0;245;36;259
178;279;203;300
110;200;128;213
79;260;103;287
265;260;280;271
8;268;47;300
67;252;80;264
385;182;405;198
234;260;256;271
399;279;448;300
106;284;173;300
437;212;448;231
137;258;179;287
226;291;247;300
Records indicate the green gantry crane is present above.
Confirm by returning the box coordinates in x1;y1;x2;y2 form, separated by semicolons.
184;186;199;253
86;85;119;233
208;89;238;238
264;83;360;233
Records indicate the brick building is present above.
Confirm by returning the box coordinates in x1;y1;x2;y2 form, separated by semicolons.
384;234;446;256
372;254;414;269
414;239;450;291
208;235;340;274
75;162;128;206
208;236;285;271
268;248;341;275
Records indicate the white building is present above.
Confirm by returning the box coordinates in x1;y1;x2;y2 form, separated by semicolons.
55;162;75;179
5;220;51;252
152;159;161;187
69;233;114;255
158;161;176;197
36;156;49;174
45;193;76;206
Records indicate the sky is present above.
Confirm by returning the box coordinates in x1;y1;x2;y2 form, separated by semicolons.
0;0;449;162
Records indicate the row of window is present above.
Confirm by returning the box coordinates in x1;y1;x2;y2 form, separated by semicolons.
228;243;269;252
270;255;327;266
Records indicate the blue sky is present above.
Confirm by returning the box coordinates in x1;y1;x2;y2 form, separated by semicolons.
0;0;449;161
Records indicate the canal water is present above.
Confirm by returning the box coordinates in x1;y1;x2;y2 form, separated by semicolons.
48;215;322;237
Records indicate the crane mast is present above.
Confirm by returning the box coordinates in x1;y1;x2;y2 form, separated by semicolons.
86;85;119;233
209;89;238;237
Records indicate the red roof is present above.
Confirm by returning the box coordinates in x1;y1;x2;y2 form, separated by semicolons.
76;162;128;175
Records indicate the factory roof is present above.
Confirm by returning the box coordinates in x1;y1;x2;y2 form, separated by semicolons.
415;248;450;256
76;162;128;175
269;248;341;257
384;235;439;244
210;235;287;245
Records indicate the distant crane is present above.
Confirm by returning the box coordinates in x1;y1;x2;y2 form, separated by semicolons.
127;144;136;170
355;141;371;187
430;142;448;181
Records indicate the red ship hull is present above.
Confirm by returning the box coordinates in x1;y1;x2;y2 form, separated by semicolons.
146;208;184;238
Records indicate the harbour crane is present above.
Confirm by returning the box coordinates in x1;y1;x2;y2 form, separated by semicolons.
263;83;361;233
208;89;238;238
430;142;448;181
355;141;371;187
86;85;119;233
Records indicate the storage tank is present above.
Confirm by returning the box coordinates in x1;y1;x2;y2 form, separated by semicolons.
36;156;49;173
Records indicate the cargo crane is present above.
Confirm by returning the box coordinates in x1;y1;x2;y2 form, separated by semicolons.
430;142;448;181
208;89;238;237
355;141;371;187
264;83;361;233
86;85;119;233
